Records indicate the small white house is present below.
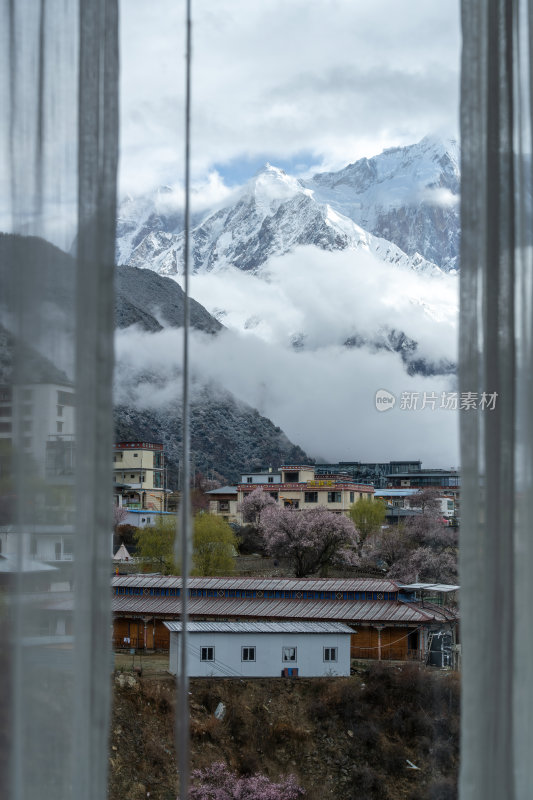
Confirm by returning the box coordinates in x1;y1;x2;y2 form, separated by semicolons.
165;621;353;678
121;509;176;529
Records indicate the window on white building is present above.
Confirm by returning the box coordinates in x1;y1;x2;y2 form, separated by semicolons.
282;646;297;662
304;491;318;503
200;646;214;662
241;647;256;661
324;647;338;662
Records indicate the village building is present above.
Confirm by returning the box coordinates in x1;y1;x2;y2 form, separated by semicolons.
223;465;375;523
166;621;353;678
386;467;460;494
205;485;239;522
112;574;458;663
374;488;456;521
113;441;167;511
315;460;424;488
0;380;75;476
119;509;176;529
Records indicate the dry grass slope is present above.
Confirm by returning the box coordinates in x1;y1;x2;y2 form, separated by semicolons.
109;660;459;800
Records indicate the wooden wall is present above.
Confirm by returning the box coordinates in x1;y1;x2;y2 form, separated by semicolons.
351;627;420;661
113;617;170;650
113;615;420;661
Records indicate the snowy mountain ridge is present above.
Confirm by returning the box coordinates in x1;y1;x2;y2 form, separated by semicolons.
123;162;442;278
308;135;460;270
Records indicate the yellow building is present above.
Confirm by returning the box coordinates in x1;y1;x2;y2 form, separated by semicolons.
113;441;166;511
236;464;374;521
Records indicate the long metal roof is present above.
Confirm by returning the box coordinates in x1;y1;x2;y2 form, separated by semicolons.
112;595;453;624
112;575;399;592
398;583;460;592
164;621;354;634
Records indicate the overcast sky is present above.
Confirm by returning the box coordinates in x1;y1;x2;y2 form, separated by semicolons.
119;0;460;196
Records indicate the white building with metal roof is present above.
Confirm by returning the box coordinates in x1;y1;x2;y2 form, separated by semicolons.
165;620;352;678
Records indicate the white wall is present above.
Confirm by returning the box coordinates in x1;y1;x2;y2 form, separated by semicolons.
169;630;351;678
241;473;281;485
0;526;74;562
123;510;176;528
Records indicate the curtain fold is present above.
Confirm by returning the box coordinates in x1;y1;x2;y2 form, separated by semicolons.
1;2;119;799
460;1;533;798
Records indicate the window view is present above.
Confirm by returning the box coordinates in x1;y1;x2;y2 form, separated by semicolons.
2;1;482;800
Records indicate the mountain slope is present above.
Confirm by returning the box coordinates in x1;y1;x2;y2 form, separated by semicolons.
115;265;222;334
308;136;460;271
114;386;311;487
124;164;441;277
0;234;309;484
116;187;207;265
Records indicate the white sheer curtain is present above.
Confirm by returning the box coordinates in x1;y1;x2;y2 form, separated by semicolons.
460;1;533;798
1;2;118;799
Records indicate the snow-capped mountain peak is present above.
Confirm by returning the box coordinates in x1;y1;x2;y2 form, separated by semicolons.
123;148;443;278
307;136;460;270
245;163;311;213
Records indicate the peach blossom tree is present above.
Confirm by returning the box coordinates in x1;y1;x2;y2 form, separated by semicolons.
260;505;359;578
189;762;305;800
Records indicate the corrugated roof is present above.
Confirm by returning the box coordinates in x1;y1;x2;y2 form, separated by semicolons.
112;575;399;592
398;583;459;592
205;486;238;495
126;510;175;515
164;621;353;634
112;595;454;624
375;489;420;496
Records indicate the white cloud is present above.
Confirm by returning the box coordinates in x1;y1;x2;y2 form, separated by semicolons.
115;244;460;468
420;186;460;208
114;324;459;467
119;0;460;194
187;246;458;366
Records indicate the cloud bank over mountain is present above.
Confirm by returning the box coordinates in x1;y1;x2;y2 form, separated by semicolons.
114;323;459;467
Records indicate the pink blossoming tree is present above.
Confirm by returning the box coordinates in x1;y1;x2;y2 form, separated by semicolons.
260;505;359;577
239;487;277;527
360;487;458;583
189;762;305;800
